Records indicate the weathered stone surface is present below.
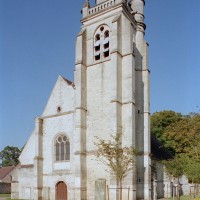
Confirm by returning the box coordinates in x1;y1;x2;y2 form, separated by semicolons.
95;179;106;200
12;1;153;199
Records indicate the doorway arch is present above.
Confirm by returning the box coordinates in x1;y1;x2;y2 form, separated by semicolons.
56;181;67;200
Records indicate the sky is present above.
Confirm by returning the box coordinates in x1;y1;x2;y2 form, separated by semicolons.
0;0;200;151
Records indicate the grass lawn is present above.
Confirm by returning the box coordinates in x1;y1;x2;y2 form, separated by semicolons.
163;195;200;200
0;194;10;197
0;194;23;200
6;199;24;200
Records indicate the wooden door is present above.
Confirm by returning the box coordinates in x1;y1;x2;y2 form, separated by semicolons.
56;181;67;200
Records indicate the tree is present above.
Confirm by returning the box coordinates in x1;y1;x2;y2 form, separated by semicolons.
164;113;200;157
187;114;200;160
151;110;182;145
164;117;191;155
163;156;184;180
0;146;21;167
151;111;200;198
180;155;200;184
162;156;184;199
180;154;200;197
95;133;137;200
151;111;200;157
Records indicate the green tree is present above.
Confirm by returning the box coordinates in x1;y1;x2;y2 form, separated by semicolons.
163;156;184;180
161;112;200;186
0;146;21;167
151;110;182;144
164;118;191;155
95;133;137;200
180;155;200;184
162;156;184;199
187;114;200;159
164;113;200;156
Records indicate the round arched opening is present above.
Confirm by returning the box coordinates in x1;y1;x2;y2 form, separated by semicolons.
56;181;67;200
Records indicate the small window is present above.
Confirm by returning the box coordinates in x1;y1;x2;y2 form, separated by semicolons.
56;143;59;161
95;54;101;60
65;142;70;160
95;45;100;51
96;34;100;41
95;34;101;52
55;135;70;161
94;25;110;61
104;50;109;58
100;26;104;31
104;30;109;38
104;42;109;49
57;106;61;112
61;142;64;160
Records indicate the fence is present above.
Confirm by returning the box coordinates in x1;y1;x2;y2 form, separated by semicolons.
107;186;134;200
165;184;200;199
190;185;200;199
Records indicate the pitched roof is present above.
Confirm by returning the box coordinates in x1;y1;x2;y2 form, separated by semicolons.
61;76;75;89
0;166;15;181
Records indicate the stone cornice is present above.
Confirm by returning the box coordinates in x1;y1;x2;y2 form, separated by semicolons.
87;58;111;68
34;156;43;161
110;50;135;58
81;1;136;29
20;164;34;168
40;111;74;120
111;100;136;105
135;68;150;73
75;107;87;112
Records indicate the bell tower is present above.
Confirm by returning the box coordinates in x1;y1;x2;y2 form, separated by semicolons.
130;0;151;199
74;0;151;199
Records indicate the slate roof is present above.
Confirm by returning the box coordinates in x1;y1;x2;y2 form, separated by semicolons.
151;134;173;160
0;166;15;181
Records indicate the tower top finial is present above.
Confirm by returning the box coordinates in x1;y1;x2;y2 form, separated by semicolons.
83;0;90;8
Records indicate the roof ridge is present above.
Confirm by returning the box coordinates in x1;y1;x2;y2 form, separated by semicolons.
60;76;75;89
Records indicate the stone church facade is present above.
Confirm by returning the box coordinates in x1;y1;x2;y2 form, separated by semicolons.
12;0;153;199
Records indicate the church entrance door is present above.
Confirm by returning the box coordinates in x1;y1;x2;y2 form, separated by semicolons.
56;181;67;200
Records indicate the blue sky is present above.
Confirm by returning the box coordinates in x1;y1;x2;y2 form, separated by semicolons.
0;0;200;150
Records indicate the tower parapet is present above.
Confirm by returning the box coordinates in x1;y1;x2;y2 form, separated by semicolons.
88;0;118;16
95;0;109;4
82;0;132;19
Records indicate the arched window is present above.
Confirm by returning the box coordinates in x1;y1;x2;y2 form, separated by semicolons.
103;30;109;57
104;30;109;38
94;34;101;60
94;25;110;61
55;135;70;161
95;34;100;42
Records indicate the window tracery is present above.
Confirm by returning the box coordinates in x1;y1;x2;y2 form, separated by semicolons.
94;25;110;61
55;135;70;161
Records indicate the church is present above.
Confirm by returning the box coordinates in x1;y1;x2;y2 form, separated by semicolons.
11;0;169;199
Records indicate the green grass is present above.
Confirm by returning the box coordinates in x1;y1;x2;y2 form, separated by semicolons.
164;195;200;200
6;199;24;200
0;194;23;200
0;194;11;197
